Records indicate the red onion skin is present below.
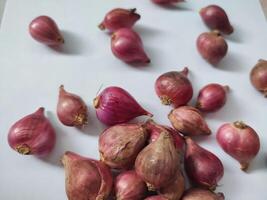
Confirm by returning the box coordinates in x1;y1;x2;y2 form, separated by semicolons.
99;123;148;169
135;132;180;189
94;86;152;126
197;31;228;65
99;8;140;32
8;107;56;157
115;170;147;200
200;5;233;35
145;196;168;200
111;28;150;63
155;67;193;108
57;85;88;127
216;121;260;171
184;138;224;190
151;0;184;5
62;151;113;200
168;106;211;136
250;59;267;96
196;84;229;112
29;16;64;46
181;188;225;200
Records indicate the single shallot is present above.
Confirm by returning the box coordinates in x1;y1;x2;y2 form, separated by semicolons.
250;59;267;96
151;0;184;5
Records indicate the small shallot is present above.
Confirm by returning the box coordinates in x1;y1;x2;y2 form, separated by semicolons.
216;121;260;171
168;106;211;136
151;0;184;5
197;31;228;65
115;170;147;200
29;16;64;46
155;67;193;107
185;138;224;190
200;5;233;35
111;28;150;63
99;8;140;32
94;86;152;126
181;188;225;200
62;151;113;200
57;85;88;127
250;59;267;96
99;123;148;169
196;83;229;112
8;107;56;157
135;131;180;189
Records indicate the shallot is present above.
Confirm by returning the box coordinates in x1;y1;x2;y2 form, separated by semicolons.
155;67;193;107
184;137;224;190
111;28;150;63
99;8;140;32
8;107;56;157
94;86;152;125
196;83;229;112
197;31;228;65
151;0;184;5
57;85;88;127
99;123;148;169
62;151;113;200
168;106;211;136
115;170;147;200
145;196;167;200
216;121;260;171
200;5;233;35
29;16;64;46
181;188;225;200
250;59;267;96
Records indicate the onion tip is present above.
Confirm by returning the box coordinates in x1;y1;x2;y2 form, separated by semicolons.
98;23;106;30
93;97;100;108
16;144;31;155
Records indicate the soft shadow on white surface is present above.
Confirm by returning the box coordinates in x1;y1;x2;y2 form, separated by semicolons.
214;52;246;72
247;152;267;173
134;24;163;38
224;24;247;43
153;2;194;11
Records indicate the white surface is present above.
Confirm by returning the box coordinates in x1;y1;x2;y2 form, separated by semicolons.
0;0;6;25
0;0;267;199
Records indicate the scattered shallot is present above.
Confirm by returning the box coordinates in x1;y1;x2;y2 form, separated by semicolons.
181;188;225;200
250;59;267;96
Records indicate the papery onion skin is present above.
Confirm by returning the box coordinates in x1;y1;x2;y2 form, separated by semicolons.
181;188;225;200
99;123;148;169
155;67;193;108
94;86;152;126
111;28;150;63
196;84;229;112
57;85;88;127
99;8;140;32
151;0;184;5
168;106;211;136
200;5;233;35
197;31;228;65
29;16;64;46
216;121;260;171
8;107;56;157
159;169;185;200
184;138;224;190
145;196;168;200
115;170;147;200
250;59;267;96
135;132;180;189
62;151;113;200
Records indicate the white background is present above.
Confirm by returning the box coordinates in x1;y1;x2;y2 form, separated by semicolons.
0;0;267;199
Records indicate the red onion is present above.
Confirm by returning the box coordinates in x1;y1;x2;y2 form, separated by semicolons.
62;151;113;200
135;131;180;189
197;31;228;65
159;169;185;200
200;5;233;35
57;85;88;127
29;16;64;46
94;86;152;126
168;106;211;136
184;137;224;190
155;67;193;108
99;8;140;32
250;59;267;96
181;188;225;200
99;123;148;169
145;196;167;200
145;119;184;154
216;121;260;171
111;28;150;63
151;0;184;5
115;170;147;200
196;84;229;112
8;107;56;157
